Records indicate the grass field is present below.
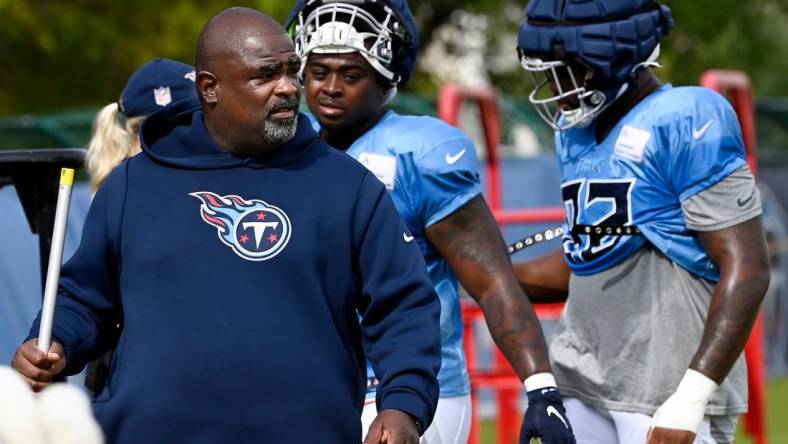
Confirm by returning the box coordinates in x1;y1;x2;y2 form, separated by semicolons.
479;377;788;443
735;377;788;444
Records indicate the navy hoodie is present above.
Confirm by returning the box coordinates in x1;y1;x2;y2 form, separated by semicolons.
28;98;441;443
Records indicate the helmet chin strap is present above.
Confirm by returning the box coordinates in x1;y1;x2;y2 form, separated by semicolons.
382;86;398;106
559;88;610;130
560;106;595;129
606;44;662;107
573;43;662;128
633;44;663;72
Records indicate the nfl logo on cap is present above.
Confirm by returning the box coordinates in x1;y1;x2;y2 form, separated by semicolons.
153;86;173;106
119;58;196;117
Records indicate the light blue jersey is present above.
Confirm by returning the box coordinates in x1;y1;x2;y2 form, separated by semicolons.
557;85;747;281
308;110;480;397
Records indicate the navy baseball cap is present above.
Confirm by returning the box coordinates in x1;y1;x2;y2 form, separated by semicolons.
119;58;197;118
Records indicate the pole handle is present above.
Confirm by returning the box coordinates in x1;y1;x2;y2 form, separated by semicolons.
37;168;74;352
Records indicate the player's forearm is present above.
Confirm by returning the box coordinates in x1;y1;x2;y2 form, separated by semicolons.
513;249;570;303
476;281;553;378
690;218;770;383
689;271;769;382
424;196;553;378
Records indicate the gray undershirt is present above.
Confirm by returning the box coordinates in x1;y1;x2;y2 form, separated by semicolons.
551;165;761;416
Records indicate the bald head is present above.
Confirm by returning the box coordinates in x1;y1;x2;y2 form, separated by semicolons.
196;7;287;72
194;6;300;157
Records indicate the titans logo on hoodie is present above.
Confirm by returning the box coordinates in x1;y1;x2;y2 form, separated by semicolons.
191;191;292;261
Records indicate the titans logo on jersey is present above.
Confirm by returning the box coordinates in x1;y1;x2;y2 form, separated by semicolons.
556;85;748;281
191;191;291;261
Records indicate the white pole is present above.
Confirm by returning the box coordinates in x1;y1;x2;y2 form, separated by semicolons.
37;168;75;353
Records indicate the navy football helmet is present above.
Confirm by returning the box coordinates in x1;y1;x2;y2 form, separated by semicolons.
286;0;419;99
517;0;673;130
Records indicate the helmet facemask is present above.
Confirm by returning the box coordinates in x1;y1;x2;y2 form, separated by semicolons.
520;55;614;131
291;1;406;103
519;44;662;132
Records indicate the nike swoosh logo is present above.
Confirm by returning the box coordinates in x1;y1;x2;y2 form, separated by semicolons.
445;149;466;165
737;188;756;207
403;233;414;243
546;405;569;429
693;119;714;140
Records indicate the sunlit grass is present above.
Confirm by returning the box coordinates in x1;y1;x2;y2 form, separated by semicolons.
735;377;788;444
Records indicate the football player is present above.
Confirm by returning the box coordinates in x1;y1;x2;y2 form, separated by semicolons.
514;1;771;443
286;1;576;443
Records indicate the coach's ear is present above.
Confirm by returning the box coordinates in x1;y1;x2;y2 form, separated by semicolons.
197;71;218;105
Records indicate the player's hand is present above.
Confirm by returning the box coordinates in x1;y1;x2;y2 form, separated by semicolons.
649;369;717;444
363;409;419;444
520;387;575;444
11;339;66;392
646;427;695;444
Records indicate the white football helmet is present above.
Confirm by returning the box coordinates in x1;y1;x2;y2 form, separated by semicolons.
290;1;406;84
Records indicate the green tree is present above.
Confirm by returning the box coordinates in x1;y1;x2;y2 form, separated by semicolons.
469;0;788;101
0;0;293;114
660;0;788;95
0;0;785;115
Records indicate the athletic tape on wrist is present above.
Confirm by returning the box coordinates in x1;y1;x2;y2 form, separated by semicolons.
652;369;718;432
524;372;557;392
676;369;718;401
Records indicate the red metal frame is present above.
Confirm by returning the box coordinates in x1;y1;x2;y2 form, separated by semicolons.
461;302;566;444
439;84;566;444
438;85;503;210
699;70;759;177
700;69;767;444
439;73;767;443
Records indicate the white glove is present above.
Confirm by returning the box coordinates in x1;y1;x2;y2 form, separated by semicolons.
0;366;104;444
38;383;104;444
651;369;718;434
0;366;45;444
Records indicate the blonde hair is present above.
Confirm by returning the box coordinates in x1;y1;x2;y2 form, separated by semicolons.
86;103;145;192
